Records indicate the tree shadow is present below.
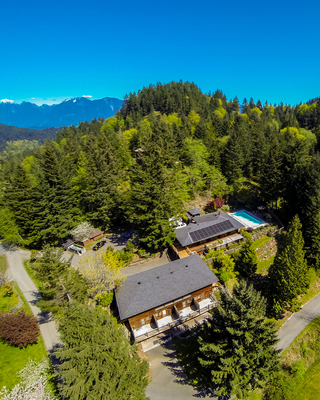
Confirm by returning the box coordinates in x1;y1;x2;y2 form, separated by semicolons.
0;242;19;252
160;333;230;398
37;310;53;324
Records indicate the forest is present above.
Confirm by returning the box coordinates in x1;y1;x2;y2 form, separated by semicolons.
1;81;320;399
1;81;320;257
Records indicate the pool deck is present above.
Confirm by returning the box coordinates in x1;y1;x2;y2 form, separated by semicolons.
230;210;268;230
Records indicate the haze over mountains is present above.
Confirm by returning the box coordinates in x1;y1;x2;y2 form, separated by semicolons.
0;96;123;129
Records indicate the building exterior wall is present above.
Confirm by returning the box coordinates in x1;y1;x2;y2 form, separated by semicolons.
128;284;216;330
80;233;103;247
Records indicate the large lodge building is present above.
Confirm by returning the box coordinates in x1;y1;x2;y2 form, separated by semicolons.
115;254;219;342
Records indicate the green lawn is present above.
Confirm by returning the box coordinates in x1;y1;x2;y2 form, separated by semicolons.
24;260;43;290
0;254;7;273
0;280;48;391
252;236;272;251
0;337;48;391
0;285;19;313
256;255;275;276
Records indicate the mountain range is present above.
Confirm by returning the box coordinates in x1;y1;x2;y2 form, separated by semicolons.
0;97;123;129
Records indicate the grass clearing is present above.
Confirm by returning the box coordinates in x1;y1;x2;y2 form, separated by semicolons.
256;255;275;276
0;280;48;391
0;254;7;273
0;337;48;391
24;260;43;290
252;236;272;251
0;285;19;313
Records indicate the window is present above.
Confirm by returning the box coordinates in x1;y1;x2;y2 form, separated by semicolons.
182;301;187;308
141;318;145;325
201;293;205;300
163;310;166;316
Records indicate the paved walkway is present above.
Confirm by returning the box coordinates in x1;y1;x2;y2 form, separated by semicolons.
1;244;60;353
277;292;320;352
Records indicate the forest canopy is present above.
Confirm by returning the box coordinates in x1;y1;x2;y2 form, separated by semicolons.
1;81;320;257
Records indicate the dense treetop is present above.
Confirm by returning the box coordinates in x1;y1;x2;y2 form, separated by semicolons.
0;81;320;257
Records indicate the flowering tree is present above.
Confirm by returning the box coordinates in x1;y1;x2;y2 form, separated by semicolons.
0;358;57;400
78;247;126;301
70;222;94;242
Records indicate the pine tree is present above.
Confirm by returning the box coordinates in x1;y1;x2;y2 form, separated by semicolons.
32;246;87;313
55;303;149;400
4;164;35;245
236;232;258;277
35;141;79;245
129;119;183;251
268;215;309;308
198;281;279;398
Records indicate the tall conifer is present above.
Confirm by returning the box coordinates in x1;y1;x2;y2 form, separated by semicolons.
268;215;309;308
56;303;149;400
198;281;279;398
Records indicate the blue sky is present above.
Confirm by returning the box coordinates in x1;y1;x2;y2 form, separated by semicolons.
1;0;320;106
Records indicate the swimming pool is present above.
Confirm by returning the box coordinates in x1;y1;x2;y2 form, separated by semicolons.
230;210;267;229
234;211;263;225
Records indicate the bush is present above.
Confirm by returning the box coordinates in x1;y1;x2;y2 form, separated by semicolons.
117;250;134;264
138;249;150;258
301;341;308;358
125;240;135;253
221;204;230;212
3;282;14;297
99;291;113;307
0;310;40;348
291;359;305;380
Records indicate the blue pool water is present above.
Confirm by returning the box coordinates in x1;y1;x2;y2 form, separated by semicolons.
234;211;263;225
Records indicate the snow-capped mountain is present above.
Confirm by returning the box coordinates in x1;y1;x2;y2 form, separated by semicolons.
0;97;123;129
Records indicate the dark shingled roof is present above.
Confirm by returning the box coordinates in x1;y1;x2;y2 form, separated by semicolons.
187;208;202;217
115;254;218;321
89;228;103;239
175;210;245;247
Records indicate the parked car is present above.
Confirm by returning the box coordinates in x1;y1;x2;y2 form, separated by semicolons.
92;240;106;251
123;231;134;239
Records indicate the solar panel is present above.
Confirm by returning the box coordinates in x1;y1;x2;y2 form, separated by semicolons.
189;220;233;243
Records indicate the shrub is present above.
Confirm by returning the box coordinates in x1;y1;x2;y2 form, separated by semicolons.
99;291;113;307
117;250;134;264
0;310;40;348
291;359;305;380
301;341;308;358
221;204;230;212
214;197;225;209
125;240;135;253
2;282;14;297
138;249;150;258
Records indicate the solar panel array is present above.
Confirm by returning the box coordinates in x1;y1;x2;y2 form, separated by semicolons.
189;220;233;243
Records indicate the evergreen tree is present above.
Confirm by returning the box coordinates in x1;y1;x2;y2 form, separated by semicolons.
32;246;87;313
35;141;79;245
268;215;309;308
198;281;279;398
236;232;258;277
3;164;35;245
129;119;183;251
56;303;149;400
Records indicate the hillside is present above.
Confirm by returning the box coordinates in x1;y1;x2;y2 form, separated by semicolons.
0;96;123;129
0;124;62;151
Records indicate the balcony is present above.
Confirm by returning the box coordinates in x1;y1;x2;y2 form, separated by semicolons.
132;297;218;342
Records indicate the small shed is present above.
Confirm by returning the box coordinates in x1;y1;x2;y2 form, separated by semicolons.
80;228;103;247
